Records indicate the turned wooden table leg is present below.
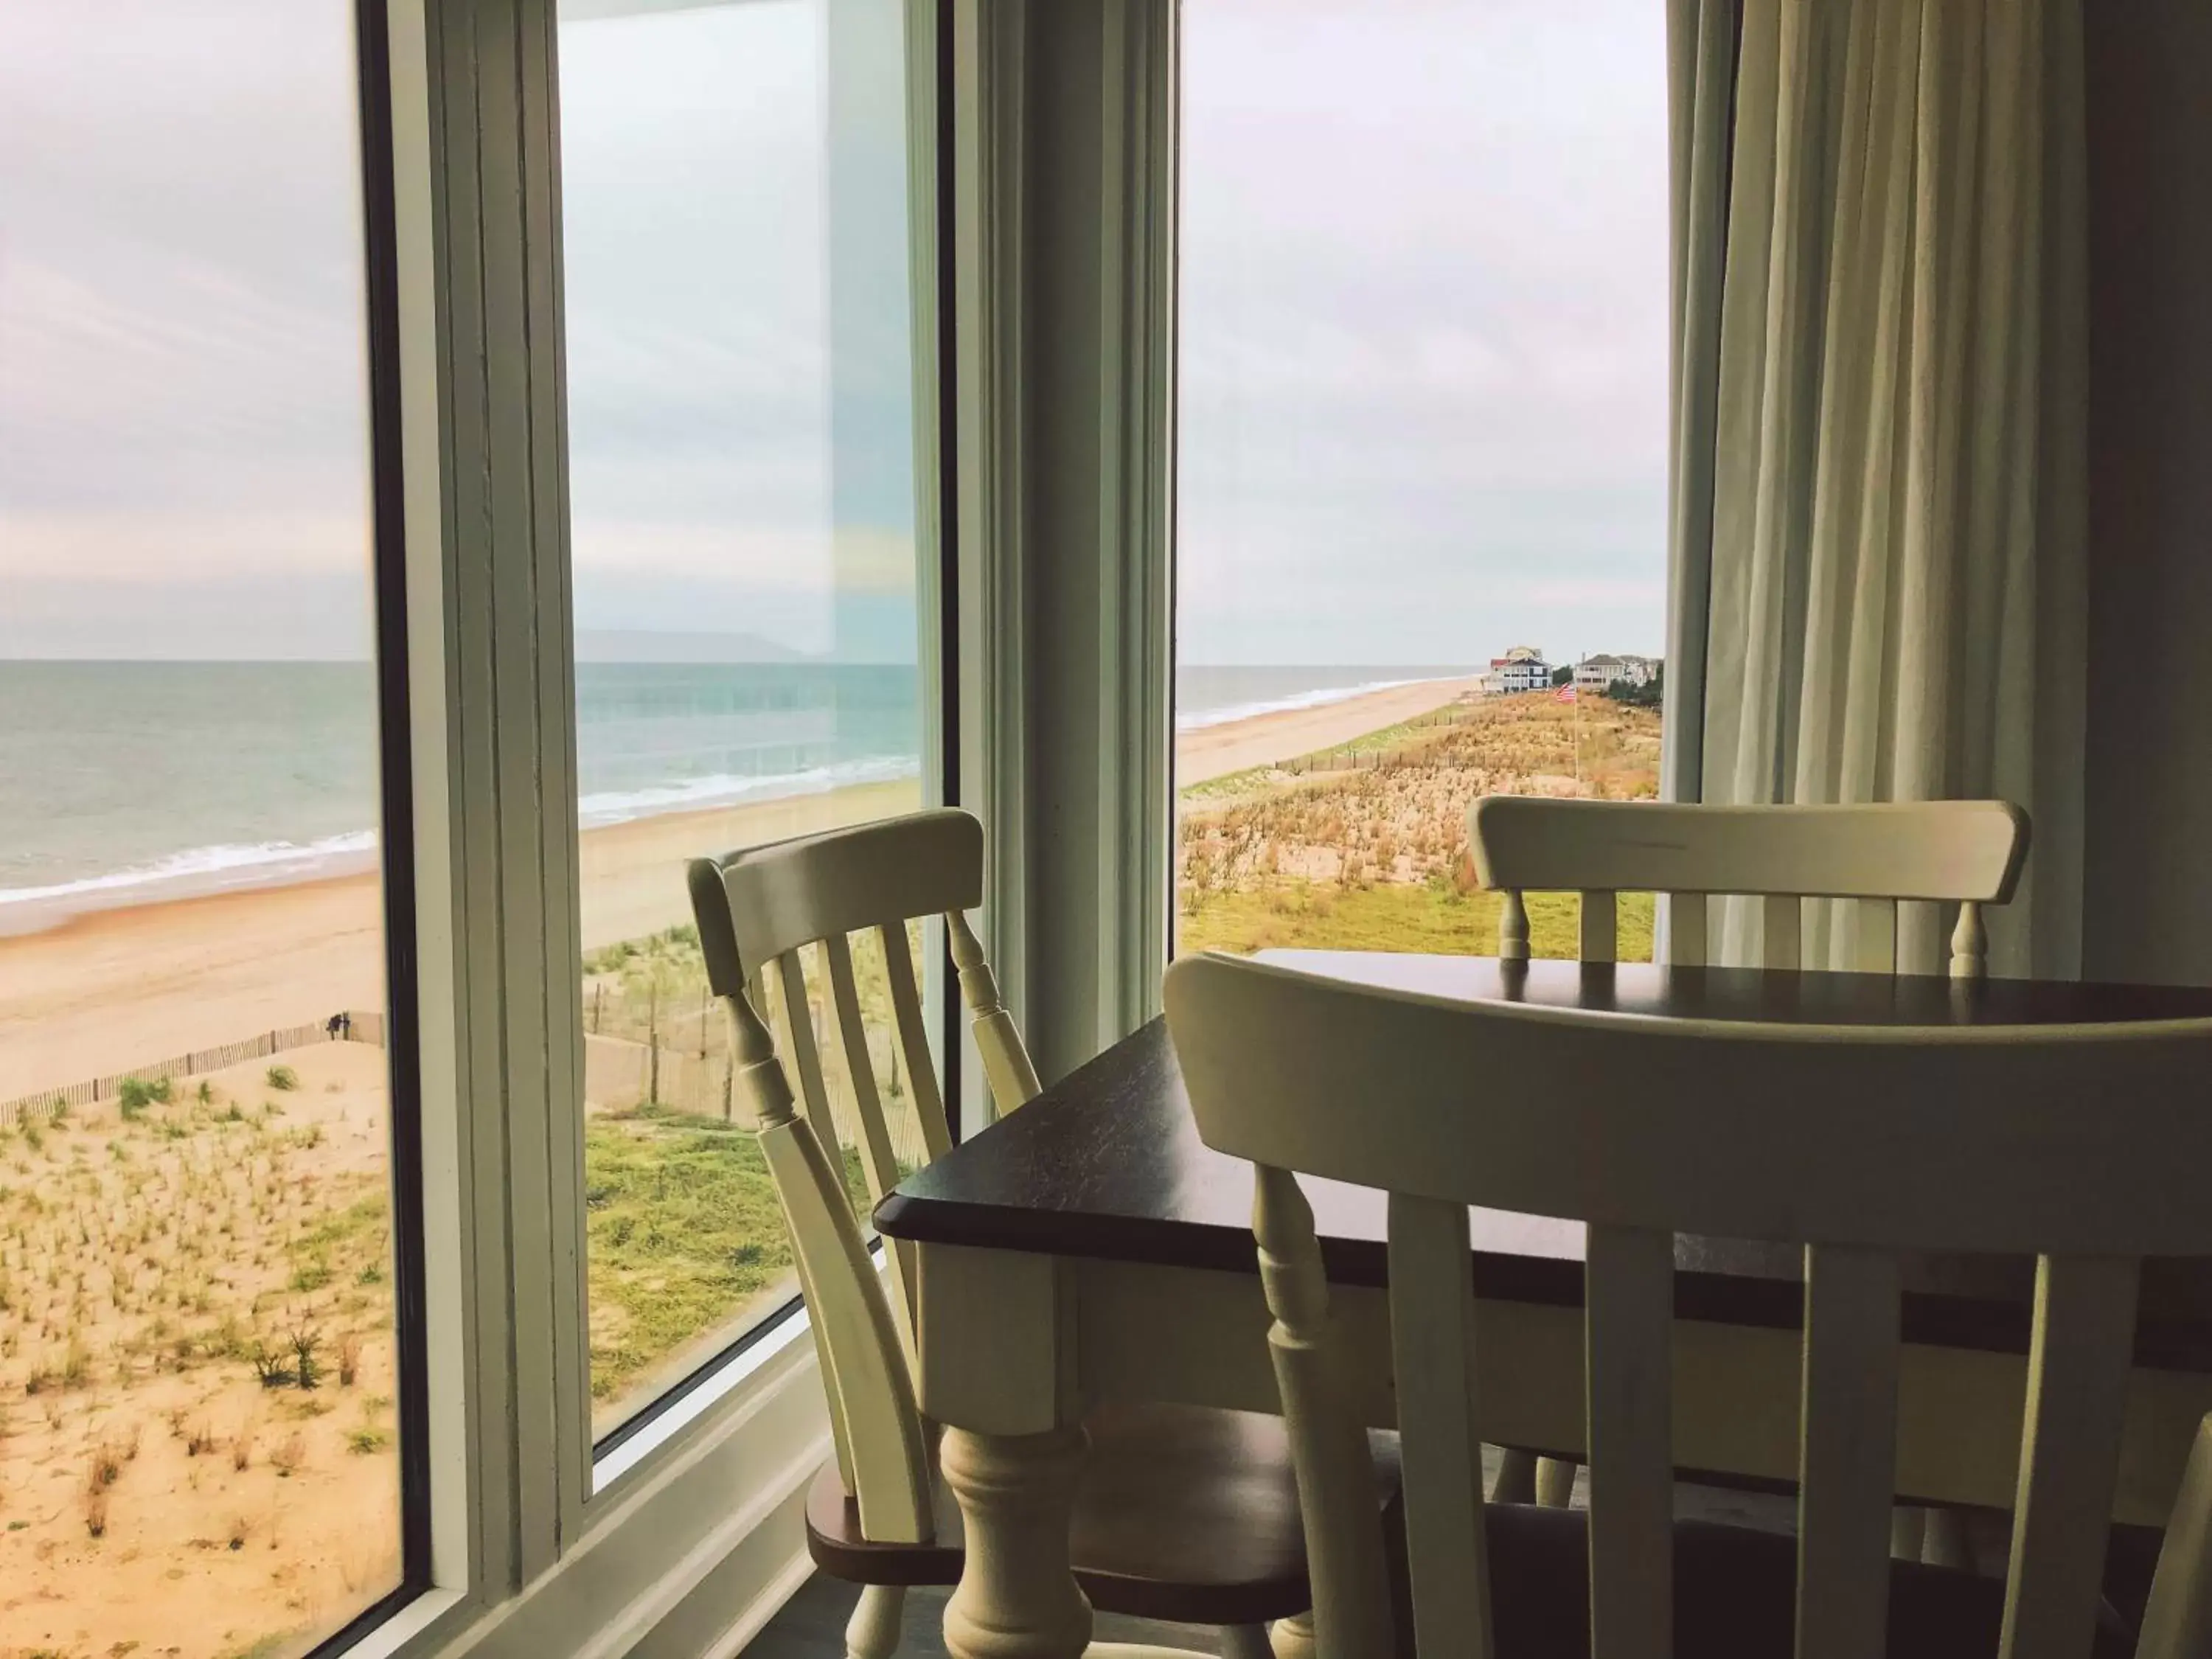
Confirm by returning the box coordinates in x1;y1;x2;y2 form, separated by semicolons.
941;1424;1095;1659
1267;1610;1316;1659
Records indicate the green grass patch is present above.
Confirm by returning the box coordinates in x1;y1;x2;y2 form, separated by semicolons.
582;1110;869;1404
1178;765;1276;803
1181;881;1655;963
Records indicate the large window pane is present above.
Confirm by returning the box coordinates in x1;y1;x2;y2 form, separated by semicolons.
1174;0;1669;961
0;3;412;1654
558;0;933;1442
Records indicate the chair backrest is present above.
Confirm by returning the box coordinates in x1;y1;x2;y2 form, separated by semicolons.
1165;951;2212;1659
686;806;1043;1545
1467;797;2030;978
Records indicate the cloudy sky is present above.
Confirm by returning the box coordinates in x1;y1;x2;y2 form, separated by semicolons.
0;0;1668;667
1179;0;1670;664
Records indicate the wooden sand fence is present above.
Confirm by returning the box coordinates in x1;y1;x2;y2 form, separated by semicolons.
582;1029;933;1174
0;1011;387;1130
1276;705;1484;777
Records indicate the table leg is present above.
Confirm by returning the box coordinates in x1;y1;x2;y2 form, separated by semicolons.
941;1424;1095;1659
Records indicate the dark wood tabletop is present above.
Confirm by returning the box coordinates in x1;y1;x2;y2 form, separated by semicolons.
877;956;2212;1368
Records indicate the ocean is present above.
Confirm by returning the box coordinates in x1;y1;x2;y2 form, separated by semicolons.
1176;665;1473;731
0;661;1466;928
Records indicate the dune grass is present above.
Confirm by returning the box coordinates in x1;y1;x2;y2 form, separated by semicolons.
582;1104;874;1405
1180;880;1655;962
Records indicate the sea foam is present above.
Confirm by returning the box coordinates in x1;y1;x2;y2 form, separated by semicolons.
0;831;381;913
1175;675;1455;733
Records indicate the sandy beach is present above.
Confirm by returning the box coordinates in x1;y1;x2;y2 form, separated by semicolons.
0;676;1478;1103
0;779;923;1103
1178;675;1482;785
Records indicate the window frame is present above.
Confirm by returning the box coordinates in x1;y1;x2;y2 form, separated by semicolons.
539;0;964;1534
555;0;964;1489
294;0;1177;1647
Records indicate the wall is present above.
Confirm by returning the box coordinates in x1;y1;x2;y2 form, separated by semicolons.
2081;1;2212;985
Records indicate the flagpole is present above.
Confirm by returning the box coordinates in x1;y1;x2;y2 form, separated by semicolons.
1572;648;1582;790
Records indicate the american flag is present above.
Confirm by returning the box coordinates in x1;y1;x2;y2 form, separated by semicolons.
1556;685;1577;703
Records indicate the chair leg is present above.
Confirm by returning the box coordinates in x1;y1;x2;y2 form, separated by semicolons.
1492;1447;1537;1504
1217;1624;1273;1659
1535;1457;1579;1509
845;1582;905;1659
1268;1611;1316;1659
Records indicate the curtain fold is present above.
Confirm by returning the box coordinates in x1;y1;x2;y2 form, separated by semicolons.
1667;0;2088;978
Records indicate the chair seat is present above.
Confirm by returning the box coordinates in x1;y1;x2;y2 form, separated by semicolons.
806;1402;1402;1627
1407;1503;2134;1659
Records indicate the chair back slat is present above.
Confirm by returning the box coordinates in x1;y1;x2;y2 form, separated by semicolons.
1387;1193;1497;1659
1255;1166;1397;1659
1585;1224;1674;1659
775;950;840;1150
879;921;954;1164
1998;1256;2141;1659
822;931;909;1207
822;930;919;1338
1668;891;1708;967
1795;1245;1902;1659
1847;899;1899;975
1579;890;1618;964
1763;892;1804;970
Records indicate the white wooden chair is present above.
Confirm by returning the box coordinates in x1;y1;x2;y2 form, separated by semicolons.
1467;796;2031;978
1165;950;2212;1659
1468;796;2031;1517
689;808;1351;1659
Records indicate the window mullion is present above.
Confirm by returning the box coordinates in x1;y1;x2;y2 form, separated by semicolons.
950;0;1177;1097
404;0;585;1599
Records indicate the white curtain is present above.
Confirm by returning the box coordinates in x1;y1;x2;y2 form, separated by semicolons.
1664;0;2088;978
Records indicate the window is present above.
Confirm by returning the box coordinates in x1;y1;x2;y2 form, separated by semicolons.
0;1;420;1653
1173;0;1670;962
557;0;937;1447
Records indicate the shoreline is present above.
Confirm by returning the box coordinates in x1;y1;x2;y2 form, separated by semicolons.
0;675;1477;1100
1176;674;1482;785
0;778;923;1102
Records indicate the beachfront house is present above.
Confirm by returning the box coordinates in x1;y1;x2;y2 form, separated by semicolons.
1486;645;1552;694
1573;653;1660;692
1573;653;1626;692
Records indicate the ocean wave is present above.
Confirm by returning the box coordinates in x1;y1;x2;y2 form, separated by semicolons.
575;755;922;827
0;831;381;911
1175;675;1460;733
0;756;925;919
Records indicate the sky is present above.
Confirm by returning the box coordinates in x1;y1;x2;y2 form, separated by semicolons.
0;0;1669;667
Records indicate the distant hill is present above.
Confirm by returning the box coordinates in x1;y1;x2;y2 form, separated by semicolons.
573;630;805;664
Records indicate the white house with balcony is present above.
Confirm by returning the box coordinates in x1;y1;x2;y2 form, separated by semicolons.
1484;645;1552;695
1573;653;1660;692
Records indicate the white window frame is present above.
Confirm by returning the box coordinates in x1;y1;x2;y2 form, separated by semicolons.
327;0;1178;1651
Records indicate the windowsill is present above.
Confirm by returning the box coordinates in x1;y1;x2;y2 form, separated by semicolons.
338;1588;471;1659
592;1301;817;1490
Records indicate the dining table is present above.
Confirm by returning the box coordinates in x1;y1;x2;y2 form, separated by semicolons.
874;948;2212;1659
